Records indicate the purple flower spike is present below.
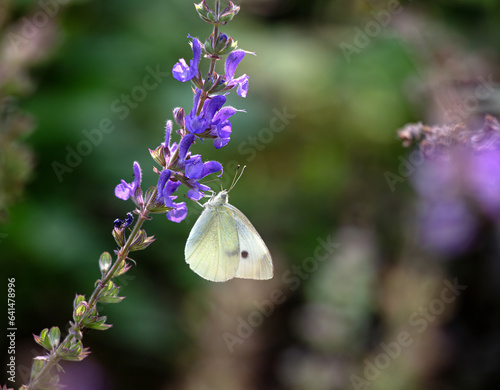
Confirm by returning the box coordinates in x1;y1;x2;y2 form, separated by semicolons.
172;36;202;82
115;162;142;201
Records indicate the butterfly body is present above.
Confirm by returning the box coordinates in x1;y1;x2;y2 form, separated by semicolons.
185;190;273;282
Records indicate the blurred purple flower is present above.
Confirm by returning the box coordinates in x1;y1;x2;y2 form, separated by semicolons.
412;146;500;256
417;199;477;256
468;149;500;217
401;116;500;256
115;162;142;201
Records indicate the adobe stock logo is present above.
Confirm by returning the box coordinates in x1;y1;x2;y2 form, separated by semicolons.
7;0;70;53
222;234;340;353
350;278;467;389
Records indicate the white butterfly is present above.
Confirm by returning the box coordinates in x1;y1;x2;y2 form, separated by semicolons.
185;185;273;282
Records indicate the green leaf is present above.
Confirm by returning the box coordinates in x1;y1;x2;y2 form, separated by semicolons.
98;295;125;304
148;204;172;214
130;235;155;251
84;315;113;331
97;281;125;304
34;328;52;351
114;260;132;277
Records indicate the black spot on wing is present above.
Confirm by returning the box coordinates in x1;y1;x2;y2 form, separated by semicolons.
241;250;249;259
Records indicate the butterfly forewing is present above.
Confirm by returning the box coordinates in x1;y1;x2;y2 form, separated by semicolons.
185;205;240;282
224;203;273;280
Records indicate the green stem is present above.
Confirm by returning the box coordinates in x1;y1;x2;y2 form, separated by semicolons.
208;0;220;76
27;209;150;389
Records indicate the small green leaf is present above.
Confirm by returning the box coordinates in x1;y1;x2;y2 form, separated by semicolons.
114;260;132;277
98;295;125;304
130;235;155;251
33;328;52;351
60;340;91;362
84;315;113;331
148;204;172;214
97;281;125;304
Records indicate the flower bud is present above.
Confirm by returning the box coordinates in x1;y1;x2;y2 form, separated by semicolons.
73;301;88;322
203;36;215;56
208;75;228;94
219;1;240;24
149;145;165;167
173;107;185;128
99;252;113;276
202;75;216;92
215;34;238;55
194;0;217;24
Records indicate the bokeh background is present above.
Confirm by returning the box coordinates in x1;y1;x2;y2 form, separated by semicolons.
2;0;500;389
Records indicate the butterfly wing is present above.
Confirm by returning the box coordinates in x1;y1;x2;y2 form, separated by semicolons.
185;205;240;282
224;203;273;280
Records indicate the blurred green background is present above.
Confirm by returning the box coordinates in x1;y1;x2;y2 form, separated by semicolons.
2;0;500;389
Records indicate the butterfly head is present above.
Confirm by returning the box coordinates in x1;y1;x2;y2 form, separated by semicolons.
208;190;229;207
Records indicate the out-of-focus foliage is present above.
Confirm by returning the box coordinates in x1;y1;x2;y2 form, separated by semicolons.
1;0;500;389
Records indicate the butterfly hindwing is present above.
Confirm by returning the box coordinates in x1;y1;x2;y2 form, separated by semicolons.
224;203;273;280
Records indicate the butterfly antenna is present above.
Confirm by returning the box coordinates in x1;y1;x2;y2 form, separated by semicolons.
200;178;222;192
229;165;246;192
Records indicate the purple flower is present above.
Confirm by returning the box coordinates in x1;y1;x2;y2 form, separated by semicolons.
113;212;134;229
224;50;253;98
115;162;142;201
172;35;201;83
210;105;238;148
175;133;223;197
185;89;240;148
156;169;187;223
